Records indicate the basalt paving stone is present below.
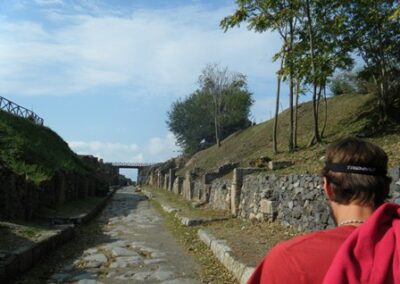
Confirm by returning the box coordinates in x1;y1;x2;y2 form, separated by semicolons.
42;187;202;283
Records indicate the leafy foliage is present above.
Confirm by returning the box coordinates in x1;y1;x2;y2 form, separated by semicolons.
343;0;400;123
221;0;400;150
167;65;253;155
329;71;367;96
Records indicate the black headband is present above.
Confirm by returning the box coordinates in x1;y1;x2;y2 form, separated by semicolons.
324;162;387;176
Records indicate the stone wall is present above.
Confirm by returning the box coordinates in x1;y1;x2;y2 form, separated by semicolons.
144;163;400;232
237;169;400;231
239;173;332;231
0;163;39;220
0;156;120;221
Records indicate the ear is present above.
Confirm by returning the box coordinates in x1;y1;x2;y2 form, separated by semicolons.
323;177;334;200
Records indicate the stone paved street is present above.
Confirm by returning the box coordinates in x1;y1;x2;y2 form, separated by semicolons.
47;186;202;283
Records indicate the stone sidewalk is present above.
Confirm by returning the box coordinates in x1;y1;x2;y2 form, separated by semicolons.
145;190;253;284
46;186;202;284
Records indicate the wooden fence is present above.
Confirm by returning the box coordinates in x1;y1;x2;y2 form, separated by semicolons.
0;96;44;125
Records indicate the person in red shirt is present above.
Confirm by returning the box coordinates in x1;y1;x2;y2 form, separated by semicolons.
247;137;399;284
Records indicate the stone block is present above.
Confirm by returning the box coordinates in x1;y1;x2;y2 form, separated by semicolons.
221;251;246;280
241;266;255;284
268;160;294;170
161;204;180;213
4;255;19;280
210;240;231;263
249;156;271;168
197;229;216;248
14;245;32;272
259;199;274;215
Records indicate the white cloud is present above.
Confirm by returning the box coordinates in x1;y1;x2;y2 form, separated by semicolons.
68;133;180;164
68;141;141;162
0;3;280;97
148;132;179;157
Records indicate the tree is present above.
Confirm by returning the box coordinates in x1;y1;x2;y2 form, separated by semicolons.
167;92;214;154
221;0;301;152
273;58;284;154
293;0;354;145
221;0;353;149
198;64;248;147
167;65;253;154
329;71;365;96
343;0;400;124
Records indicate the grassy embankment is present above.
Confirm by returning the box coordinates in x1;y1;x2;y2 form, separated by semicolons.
180;93;400;176
0;109;88;184
0;110;103;241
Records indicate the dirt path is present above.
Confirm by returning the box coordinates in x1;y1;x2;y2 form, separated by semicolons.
17;186;202;284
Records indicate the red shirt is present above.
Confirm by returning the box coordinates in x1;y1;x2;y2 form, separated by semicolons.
247;226;356;284
323;203;400;284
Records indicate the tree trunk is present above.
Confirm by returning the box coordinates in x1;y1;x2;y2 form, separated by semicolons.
213;92;221;147
294;79;300;149
320;83;328;138
288;18;295;153
305;0;320;146
273;58;284;154
372;74;386;126
380;64;388;123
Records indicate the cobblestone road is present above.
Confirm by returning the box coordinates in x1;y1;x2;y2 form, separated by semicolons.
48;187;202;284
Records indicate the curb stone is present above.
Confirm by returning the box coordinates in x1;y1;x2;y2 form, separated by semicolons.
0;225;75;283
142;190;153;200
152;194;251;283
175;213;230;227
160;204;181;214
148;193;230;227
197;229;255;284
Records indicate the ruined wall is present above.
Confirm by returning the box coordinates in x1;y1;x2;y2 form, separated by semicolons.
0;156;119;221
239;173;332;231
237;168;400;231
146;164;400;232
0;163;39;220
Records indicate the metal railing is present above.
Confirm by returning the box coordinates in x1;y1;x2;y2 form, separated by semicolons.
0;96;44;125
111;162;155;168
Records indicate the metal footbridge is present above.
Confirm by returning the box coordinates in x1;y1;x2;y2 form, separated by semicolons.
111;162;155;169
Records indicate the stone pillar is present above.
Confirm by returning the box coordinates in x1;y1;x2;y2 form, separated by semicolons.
137;168;142;185
164;174;169;190
168;169;175;192
183;171;193;200
173;177;184;195
149;170;154;186
157;171;162;188
54;171;66;206
231;168;243;216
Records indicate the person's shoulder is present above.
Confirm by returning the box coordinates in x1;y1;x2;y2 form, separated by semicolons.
277;226;355;251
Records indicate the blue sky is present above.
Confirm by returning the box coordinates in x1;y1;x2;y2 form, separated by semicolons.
0;0;288;178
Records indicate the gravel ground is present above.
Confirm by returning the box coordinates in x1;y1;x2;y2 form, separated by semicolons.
204;218;299;267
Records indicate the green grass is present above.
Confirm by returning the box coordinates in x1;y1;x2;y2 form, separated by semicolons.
0;220;52;245
179;93;400;176
0;110;88;183
143;186;230;219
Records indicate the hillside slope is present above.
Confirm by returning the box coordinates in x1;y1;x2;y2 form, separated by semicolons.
0;110;87;183
180;93;400;175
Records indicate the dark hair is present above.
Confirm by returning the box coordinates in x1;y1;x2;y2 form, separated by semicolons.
321;137;391;207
